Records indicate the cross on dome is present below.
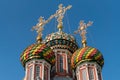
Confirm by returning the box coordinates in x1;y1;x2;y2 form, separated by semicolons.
32;14;56;43
32;16;45;43
55;4;72;32
32;4;72;43
32;16;45;35
74;20;93;47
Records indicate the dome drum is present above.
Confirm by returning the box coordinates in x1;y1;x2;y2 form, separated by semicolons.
44;31;78;53
45;39;78;53
44;32;77;44
74;59;103;69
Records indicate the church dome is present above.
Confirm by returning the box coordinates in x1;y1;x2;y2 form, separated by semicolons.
44;31;78;53
71;46;104;69
20;43;55;67
44;31;76;43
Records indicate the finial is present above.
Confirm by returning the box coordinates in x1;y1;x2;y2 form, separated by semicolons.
55;4;72;32
74;20;93;47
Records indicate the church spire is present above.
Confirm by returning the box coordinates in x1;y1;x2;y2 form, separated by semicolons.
74;20;93;47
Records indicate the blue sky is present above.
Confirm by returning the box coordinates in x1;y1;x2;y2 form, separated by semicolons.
0;0;120;80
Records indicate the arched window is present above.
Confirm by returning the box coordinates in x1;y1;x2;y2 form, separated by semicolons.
68;61;71;73
68;56;71;73
88;67;94;80
44;66;48;80
28;66;33;80
35;65;40;78
98;72;102;80
80;68;87;80
59;55;63;72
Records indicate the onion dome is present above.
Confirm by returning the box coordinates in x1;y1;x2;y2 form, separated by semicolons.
42;4;78;53
44;31;78;53
20;43;55;67
71;46;104;69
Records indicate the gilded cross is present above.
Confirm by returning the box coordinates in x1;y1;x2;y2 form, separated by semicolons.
32;16;45;37
32;14;56;43
31;4;72;42
55;4;72;31
74;20;93;47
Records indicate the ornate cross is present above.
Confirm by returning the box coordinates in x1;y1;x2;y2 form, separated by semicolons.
74;20;93;47
32;4;72;42
55;4;72;31
32;15;54;43
32;16;45;40
32;15;55;43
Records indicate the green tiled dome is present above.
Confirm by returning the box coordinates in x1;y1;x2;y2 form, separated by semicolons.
71;46;104;69
20;43;55;67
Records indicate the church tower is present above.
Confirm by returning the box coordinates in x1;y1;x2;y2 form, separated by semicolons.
43;4;78;80
71;21;104;80
20;4;104;80
20;16;56;80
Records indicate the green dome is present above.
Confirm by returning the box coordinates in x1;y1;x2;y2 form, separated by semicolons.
20;43;55;67
71;46;104;69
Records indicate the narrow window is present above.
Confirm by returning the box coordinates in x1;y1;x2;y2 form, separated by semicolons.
68;56;71;73
88;67;94;80
44;66;48;80
28;66;33;80
68;61;71;73
35;65;40;79
98;72;102;80
81;68;87;80
59;55;63;72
